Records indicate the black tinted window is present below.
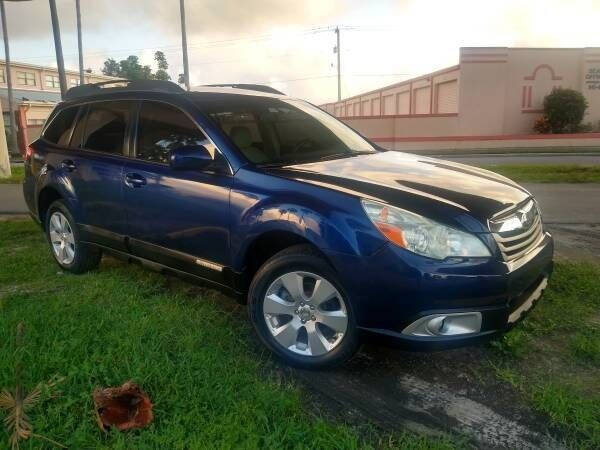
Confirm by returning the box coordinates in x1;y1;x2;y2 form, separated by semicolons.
43;107;78;146
136;102;208;164
81;101;130;154
70;105;87;148
198;95;376;165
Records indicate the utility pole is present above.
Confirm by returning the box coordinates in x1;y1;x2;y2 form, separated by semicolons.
179;0;190;90
0;0;17;156
49;0;67;97
75;0;84;85
335;26;341;101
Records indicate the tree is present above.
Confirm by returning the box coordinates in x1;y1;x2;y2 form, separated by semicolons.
102;58;120;77
101;52;174;81
153;51;170;81
541;88;588;133
118;55;153;80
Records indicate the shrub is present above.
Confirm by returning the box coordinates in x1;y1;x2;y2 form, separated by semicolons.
542;88;588;133
533;116;552;134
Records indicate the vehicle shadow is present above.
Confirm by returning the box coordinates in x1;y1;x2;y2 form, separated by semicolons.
158;264;562;449
292;342;563;449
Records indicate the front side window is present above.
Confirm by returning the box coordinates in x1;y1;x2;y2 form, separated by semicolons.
136;101;210;164
80;101;130;154
45;75;60;88
197;94;377;165
17;71;36;86
43;106;79;146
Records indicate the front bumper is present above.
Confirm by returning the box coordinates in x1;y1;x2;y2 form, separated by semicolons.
326;231;554;351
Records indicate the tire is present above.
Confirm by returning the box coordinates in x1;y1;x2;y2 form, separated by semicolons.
248;244;360;369
45;199;102;274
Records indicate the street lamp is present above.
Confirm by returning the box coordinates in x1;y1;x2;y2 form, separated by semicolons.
76;0;84;85
48;0;67;96
179;0;190;91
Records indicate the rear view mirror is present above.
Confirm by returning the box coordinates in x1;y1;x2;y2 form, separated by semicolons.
169;145;213;170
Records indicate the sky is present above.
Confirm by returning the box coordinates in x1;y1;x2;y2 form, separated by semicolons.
2;0;600;105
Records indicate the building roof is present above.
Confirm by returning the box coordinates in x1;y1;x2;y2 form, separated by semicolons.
0;59;116;80
322;64;460;106
0;87;61;110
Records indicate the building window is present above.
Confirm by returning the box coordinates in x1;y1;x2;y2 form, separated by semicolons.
17;71;36;86
0;69;5;83
45;74;60;88
435;80;458;114
70;78;80;87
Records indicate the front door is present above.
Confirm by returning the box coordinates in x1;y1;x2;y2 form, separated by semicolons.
124;100;232;283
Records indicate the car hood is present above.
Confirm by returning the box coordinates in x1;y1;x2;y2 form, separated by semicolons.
265;151;531;230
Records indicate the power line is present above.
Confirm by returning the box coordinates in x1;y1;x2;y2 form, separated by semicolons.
224;72;414;86
13;26;336;62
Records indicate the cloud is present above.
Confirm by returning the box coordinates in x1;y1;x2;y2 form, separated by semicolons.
4;0;341;41
2;0;600;105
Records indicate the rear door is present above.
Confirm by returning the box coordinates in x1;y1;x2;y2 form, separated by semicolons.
67;100;134;250
123;100;233;282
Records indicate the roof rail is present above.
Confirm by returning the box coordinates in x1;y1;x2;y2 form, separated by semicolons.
204;84;285;95
64;79;185;100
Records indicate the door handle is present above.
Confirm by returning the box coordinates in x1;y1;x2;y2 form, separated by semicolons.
61;159;76;172
125;172;147;188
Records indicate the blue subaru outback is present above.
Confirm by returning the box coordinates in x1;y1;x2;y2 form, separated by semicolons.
23;80;553;368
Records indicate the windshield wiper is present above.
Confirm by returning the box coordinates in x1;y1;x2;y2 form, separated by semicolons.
316;152;354;161
318;150;375;161
256;150;374;168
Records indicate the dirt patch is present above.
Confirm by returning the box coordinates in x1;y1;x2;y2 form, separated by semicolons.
294;344;563;449
547;224;600;262
0;214;31;222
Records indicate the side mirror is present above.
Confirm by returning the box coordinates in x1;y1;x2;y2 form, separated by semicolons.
169;145;213;170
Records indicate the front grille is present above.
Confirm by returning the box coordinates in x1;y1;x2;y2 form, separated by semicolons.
489;199;544;261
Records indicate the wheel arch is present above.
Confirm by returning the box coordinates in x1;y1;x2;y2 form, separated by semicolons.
239;230;337;292
37;186;64;230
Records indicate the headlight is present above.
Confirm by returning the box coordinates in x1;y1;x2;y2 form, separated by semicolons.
361;200;491;259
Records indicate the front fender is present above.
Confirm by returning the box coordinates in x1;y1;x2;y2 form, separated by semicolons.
229;168;386;271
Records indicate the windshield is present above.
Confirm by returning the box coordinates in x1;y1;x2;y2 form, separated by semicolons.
197;95;377;165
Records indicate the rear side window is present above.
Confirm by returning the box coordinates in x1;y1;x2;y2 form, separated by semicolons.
135;101;208;164
43;106;79;146
80;101;130;154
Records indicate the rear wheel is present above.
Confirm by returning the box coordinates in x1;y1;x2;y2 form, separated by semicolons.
248;245;359;369
45;200;102;274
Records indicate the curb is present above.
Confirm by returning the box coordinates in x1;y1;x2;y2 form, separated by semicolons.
406;147;600;156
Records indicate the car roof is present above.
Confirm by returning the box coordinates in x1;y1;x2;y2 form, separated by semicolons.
189;85;288;99
61;80;290;104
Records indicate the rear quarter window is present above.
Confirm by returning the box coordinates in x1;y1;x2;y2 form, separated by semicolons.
43;106;79;146
79;101;131;155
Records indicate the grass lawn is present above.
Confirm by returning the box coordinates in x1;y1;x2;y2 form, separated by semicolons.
0;166;24;185
0;219;455;449
482;164;600;183
489;262;600;448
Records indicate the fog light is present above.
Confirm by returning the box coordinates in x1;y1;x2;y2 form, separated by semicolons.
402;312;482;337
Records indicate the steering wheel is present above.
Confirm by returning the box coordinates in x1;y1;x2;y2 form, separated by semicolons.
291;138;317;154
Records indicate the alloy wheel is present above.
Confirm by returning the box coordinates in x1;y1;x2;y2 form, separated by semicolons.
263;271;348;356
49;211;76;265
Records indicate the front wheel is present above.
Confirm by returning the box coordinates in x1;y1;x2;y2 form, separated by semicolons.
248;245;360;369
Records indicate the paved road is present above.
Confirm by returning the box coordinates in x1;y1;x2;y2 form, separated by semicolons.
522;183;600;224
440;153;600;166
0;184;27;214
